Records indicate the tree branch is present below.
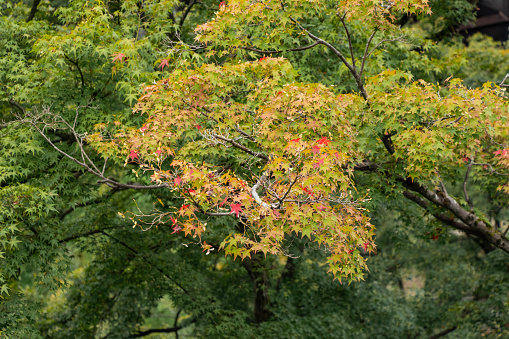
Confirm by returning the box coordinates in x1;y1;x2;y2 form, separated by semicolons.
26;0;41;23
429;326;457;339
360;30;377;77
100;230;193;297
463;160;473;210
64;54;85;90
130;326;182;338
240;41;320;55
211;133;268;161
339;13;357;71
179;0;196;28
401;179;509;252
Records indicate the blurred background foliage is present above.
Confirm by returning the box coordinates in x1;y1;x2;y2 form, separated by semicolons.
1;0;508;338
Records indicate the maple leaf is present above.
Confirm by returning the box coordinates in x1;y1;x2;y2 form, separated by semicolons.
129;150;139;160
179;204;189;211
172;225;182;234
140;125;148;132
362;242;369;251
230;203;242;217
317;137;331;146
313;158;325;169
174;176;182;186
196;125;202;130
347;249;354;254
316;204;328;211
159;59;169;71
170;216;177;225
462;157;469;162
276;91;283;96
273;209;281;218
219;1;226;7
259;56;267;62
312;145;320;154
187;189;196;194
290;138;301;143
219;197;228;207
112;53;126;63
431;235;439;241
155;149;162;156
301;186;314;198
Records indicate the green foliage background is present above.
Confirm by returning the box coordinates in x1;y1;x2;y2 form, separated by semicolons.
1;0;508;338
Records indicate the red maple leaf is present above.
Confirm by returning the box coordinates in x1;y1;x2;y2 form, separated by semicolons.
316;204;327;211
112;53;126;63
196;125;202;130
179;204;189;211
312;145;320;154
170;216;177;225
276;91;283;96
431;235;439;241
140;125;148;132
462;157;470;162
290;138;301;143
159;59;169;71
174;176;182;186
172;225;182;234
155;149;162;156
219;197;228;207
129;150;139;160
273;209;281;218
313;158;325;169
259;56;267;62
317;137;331;146
363;242;369;251
347;249;354;254
301;186;314;198
230;203;242;217
187;189;196;194
219;1;226;7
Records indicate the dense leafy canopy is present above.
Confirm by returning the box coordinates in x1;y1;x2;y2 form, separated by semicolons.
1;0;509;338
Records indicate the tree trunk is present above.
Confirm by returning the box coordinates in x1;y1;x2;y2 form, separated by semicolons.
243;254;271;323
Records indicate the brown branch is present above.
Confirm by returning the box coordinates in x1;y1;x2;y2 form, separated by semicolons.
211;133;268;161
240;41;320;55
63;54;85;89
360;30;377;77
59;190;120;220
59;226;120;243
401;178;509;253
402;191;482;237
179;0;196;28
100;230;193;297
429;326;457;339
463;161;473;210
9;99;25;114
339;13;357;71
130;327;182;338
26;0;41;23
500;74;509;87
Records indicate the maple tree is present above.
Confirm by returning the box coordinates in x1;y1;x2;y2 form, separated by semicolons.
2;0;509;337
86;0;509;280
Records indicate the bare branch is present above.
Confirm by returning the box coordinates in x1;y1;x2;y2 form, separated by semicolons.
339;12;357;71
240;41;320;55
463;160;473;210
360;30;377;77
500;74;509;87
211;132;268;161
